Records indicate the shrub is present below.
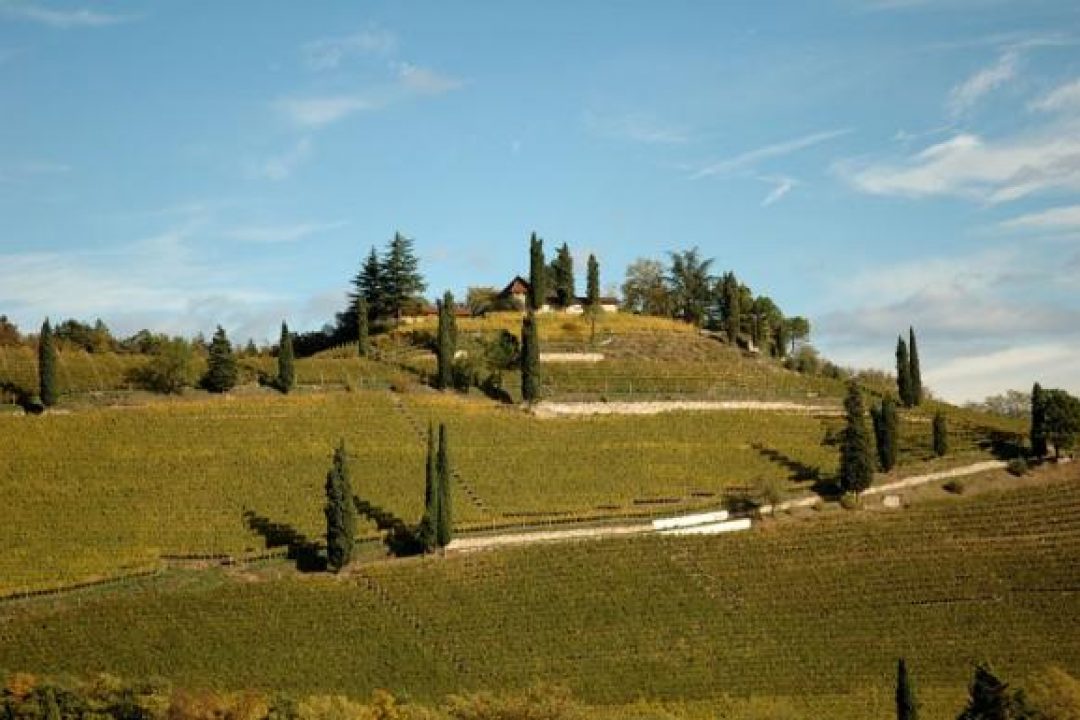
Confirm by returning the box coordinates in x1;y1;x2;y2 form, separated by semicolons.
1007;458;1029;477
943;479;965;495
839;492;860;510
127;339;198;394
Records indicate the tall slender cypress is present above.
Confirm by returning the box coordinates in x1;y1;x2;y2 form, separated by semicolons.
932;411;948;457
521;312;540;403
552;243;575;307
418;423;439;552
38;318;58;407
1031;382;1048;457
896;336;912;407
721;272;741;344
324;440;357;572
908;327;923;406
840;381;874;496
872;396;899;472
436;291;457;390
587;254;600;307
528;233;546;311
896;658;918;720
356;296;370;357
277;321;295;393
435;423;452;549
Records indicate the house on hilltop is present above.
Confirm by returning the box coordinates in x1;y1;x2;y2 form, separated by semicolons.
496;276;619;314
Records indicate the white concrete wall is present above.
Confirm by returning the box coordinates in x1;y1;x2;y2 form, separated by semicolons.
652;510;729;530
659;518;752;536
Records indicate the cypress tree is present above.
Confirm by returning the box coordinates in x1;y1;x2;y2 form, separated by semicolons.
933;411;949;457
435;423;452;549
528;233;546;311
872;396;899;472
909;327;923;406
203;326;238;393
324;440;357;572
957;664;1014;720
1031;382;1048;457
436;291;457;390
418;423;439;552
839;380;874;496
356;296;370;357
896;336;912;407
38;318;58;407
277;321;295;393
896;658;918;720
551;242;575;307
587;254;600;307
521;312;540;403
721;272;741;344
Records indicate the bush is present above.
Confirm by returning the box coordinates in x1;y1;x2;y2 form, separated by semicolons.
126;339;198;394
839;492;860;510
1007;458;1029;477
943;479;965;495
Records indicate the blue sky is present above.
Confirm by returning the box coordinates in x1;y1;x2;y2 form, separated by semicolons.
1;0;1079;402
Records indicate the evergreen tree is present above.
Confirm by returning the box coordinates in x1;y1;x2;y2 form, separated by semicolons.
436;423;452;549
418;423;439;552
342;246;385;336
550;242;575;307
436;291;457;390
356;296;370;357
957;664;1019;720
381;232;426;319
1031;383;1048;458
839;380;874;496
586;254;600;307
277;321;295;393
774;320;789;359
933;411;949;457
521;311;540;402
897;658;918;720
324;440;357;572
720;272;741;343
896;336;913;407
203;326;238;393
38;318;58;407
528;233;547;311
908;327;923;406
1043;388;1080;460
872;396;899;472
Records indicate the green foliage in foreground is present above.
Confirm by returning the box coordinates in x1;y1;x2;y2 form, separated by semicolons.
839;382;873;495
324;441;356;572
2;479;1077;715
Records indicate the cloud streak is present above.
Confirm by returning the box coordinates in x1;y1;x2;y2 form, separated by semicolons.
759;176;797;206
225;220;349;244
1;3;134;28
302;26;396;70
583;111;689;144
947;50;1018;117
693;129;851;179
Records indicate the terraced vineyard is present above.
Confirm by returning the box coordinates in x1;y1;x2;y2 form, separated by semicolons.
2;475;1076;718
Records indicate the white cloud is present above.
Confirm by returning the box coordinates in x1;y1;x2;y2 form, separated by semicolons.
1001;204;1080;230
925;344;1080;403
583;111;689;144
947;50;1018;117
396;62;463;95
226;220;348;244
839;126;1080;203
693;129;851;179
759;176;797;207
1029;78;1080;113
277;96;377;128
253;136;312;180
302;27;397;70
1;4;133;28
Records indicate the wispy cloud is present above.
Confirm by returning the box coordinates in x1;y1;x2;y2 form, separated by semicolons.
1029;77;1080;113
1001;204;1080;230
583;111;689;144
277;96;377;128
226;220;348;244
947;49;1019;116
252;136;312;180
692;129;851;179
759;176;797;207
1;3;134;28
302;26;396;70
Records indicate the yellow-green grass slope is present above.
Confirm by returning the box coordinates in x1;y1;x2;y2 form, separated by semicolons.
1;474;1077;719
0;389;1018;595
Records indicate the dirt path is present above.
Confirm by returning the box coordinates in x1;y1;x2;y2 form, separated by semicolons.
446;460;1008;553
532;400;841;418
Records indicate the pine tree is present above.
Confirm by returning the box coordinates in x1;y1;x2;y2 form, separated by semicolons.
1031;382;1048;458
909;327;923;406
872;396;899;472
897;658;918;720
418;423;439;552
528;233;547;311
839;381;874;496
203;326;238;393
358;247;384;316
521;312;540;402
896;336;913;407
324;440;357;572
586;254;600;307
381;232;426;320
277;321;295;393
38;318;58;407
356;296;370;357
550;243;575;307
436;291;457;390
933;411;949;457
435;423;452;549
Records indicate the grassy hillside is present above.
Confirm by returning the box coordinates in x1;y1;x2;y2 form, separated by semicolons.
0;388;1020;595
2;473;1076;718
